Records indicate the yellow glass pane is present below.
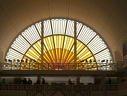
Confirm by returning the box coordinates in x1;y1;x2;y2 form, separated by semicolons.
60;36;64;48
45;38;51;50
43;46;47;52
35;41;41;51
78;49;89;58
84;54;92;60
26;50;37;58
77;45;85;54
30;47;40;57
65;37;70;49
22;35;96;70
56;36;59;48
68;39;74;50
50;36;54;49
76;41;81;48
66;52;74;62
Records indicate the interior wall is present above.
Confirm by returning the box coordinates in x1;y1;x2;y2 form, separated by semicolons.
114;50;123;62
0;49;3;62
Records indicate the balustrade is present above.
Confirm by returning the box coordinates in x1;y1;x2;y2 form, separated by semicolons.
0;83;118;91
1;62;118;71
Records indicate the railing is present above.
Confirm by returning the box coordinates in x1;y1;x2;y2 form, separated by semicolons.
0;83;118;91
1;60;127;71
1;62;118;71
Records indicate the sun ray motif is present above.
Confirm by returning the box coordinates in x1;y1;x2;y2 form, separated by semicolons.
19;36;95;70
5;19;113;70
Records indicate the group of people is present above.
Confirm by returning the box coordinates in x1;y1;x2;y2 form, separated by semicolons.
21;78;32;84
21;78;46;85
21;78;73;85
2;78;72;85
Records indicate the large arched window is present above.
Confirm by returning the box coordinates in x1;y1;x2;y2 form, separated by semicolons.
4;19;112;70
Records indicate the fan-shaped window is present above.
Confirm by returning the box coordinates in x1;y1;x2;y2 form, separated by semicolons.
4;19;113;70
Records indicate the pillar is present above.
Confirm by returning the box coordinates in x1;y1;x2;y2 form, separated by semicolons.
101;74;107;96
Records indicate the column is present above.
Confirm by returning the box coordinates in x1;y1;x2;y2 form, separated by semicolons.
101;74;107;96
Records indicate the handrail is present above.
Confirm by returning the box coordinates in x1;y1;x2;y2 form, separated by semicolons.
0;84;118;91
1;62;118;71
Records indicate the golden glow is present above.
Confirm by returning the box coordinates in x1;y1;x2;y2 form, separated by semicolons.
5;19;112;70
20;36;95;70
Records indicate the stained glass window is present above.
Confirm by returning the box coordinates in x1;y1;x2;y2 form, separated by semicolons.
5;19;113;70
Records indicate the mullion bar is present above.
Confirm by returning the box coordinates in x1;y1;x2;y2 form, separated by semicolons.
74;21;77;69
50;19;57;63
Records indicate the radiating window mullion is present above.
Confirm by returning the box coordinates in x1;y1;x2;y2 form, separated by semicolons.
76;22;83;36
22;30;33;44
11;35;30;54
94;49;111;62
33;45;41;54
35;22;42;36
22;32;31;44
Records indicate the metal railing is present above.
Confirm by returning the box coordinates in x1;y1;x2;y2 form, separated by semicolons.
0;83;118;91
1;62;118;71
0;60;126;71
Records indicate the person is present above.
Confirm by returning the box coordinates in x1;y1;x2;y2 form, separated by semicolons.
27;78;32;84
2;78;6;84
42;78;45;84
68;79;72;85
108;78;111;84
21;78;28;84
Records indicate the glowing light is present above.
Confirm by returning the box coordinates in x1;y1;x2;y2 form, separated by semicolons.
5;19;112;70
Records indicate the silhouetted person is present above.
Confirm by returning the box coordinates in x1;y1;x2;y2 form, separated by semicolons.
2;78;6;84
89;59;92;64
28;78;32;84
22;78;28;84
68;79;72;85
42;78;45;84
108;78;111;84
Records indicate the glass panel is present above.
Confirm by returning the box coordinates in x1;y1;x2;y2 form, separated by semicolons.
77;25;96;44
51;19;67;34
44;20;52;37
11;35;30;54
22;25;40;45
5;19;112;70
66;20;74;37
35;22;42;36
76;22;83;36
87;36;107;54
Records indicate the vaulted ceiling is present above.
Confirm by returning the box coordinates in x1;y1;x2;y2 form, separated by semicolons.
0;0;127;61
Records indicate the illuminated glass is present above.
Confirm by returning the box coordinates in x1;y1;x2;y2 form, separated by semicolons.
5;19;113;70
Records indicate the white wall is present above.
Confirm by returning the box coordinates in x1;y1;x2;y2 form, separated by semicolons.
0;77;14;84
80;76;94;85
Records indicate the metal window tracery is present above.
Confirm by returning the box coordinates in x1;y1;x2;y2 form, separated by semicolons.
5;19;113;70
